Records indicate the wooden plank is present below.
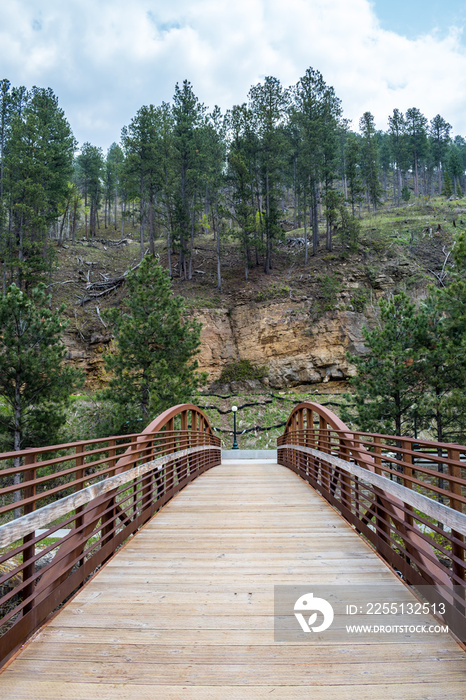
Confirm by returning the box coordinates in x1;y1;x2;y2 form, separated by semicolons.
28;623;464;660
18;641;466;664
5;658;466;684
1;459;465;698
29;625;465;649
1;681;465;700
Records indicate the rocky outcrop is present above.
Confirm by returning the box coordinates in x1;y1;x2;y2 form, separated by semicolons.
196;302;368;388
67;299;370;391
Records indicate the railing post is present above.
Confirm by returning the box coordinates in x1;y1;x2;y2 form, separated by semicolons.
164;417;176;495
318;415;329;489
352;434;363;518
181;410;189;479
198;414;206;473
297;409;304;446
304;409;313;478
101;439;117;554
372;437;391;551
373;435;382;475
296;409;304;476
402;440;414;531
305;409;313;446
307;409;316;479
74;443;86;568
448;448;465;587
338;440;352;513
126;435;138;517
22;451;37;615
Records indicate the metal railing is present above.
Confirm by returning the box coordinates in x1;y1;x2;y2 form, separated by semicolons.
0;404;221;667
277;401;466;643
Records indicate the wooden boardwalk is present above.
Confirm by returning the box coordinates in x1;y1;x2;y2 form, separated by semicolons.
1;460;465;699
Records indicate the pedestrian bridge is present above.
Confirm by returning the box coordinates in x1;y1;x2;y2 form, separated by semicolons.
0;403;465;697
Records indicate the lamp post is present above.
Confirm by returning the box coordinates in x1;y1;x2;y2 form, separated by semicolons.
231;405;239;449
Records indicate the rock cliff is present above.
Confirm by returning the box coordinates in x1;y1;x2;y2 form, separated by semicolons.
65;300;369;390
196;302;368;388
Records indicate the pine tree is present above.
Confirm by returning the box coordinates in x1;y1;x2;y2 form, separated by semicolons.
2;86;75;290
447;147;464;197
291;68;341;258
249;76;288;272
102;256;206;433
344;133;364;216
436;232;466;350
441;170;453;198
226;104;258;279
388;109;409;203
405;108;428;197
342;293;426;436
359;112;382;210
0;284;83;452
104;142;124;230
121;105;167;258
416;295;466;443
172;81;205;279
75;142;104;239
429;115;451;196
428;232;466;442
200;106;227;290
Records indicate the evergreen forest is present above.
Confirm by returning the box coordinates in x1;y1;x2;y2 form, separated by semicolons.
0;68;465;446
1;69;465;292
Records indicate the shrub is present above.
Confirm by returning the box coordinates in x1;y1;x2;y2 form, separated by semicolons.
219;359;267;384
351;288;368;313
256;282;290;302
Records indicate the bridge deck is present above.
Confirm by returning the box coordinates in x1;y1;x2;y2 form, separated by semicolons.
1;460;465;699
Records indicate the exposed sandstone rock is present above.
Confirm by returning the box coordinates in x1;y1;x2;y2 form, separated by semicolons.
196;302;368;389
68;299;370;391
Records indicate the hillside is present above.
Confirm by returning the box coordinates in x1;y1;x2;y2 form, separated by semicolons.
50;197;463;394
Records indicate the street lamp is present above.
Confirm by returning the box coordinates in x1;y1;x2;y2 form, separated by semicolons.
231;405;239;449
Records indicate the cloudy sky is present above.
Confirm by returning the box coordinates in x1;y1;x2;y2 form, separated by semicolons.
1;0;465;152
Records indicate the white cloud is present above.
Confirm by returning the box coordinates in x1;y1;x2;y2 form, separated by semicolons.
0;0;465;150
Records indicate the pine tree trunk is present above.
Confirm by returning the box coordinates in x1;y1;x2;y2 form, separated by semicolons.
58;201;69;246
148;189;155;256
303;197;308;265
188;198;195;281
215;209;221;291
264;172;270;274
114;185;118;230
84;180;88;239
311;188;319;256
13;374;22;518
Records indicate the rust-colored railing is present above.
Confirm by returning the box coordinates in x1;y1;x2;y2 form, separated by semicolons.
277;402;466;642
0;404;221;667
